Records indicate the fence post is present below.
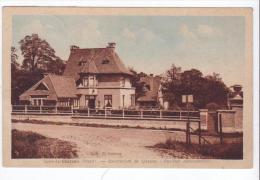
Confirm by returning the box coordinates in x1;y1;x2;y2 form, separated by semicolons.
140;109;143;119
122;108;125;118
159;110;162;119
88;108;90;117
198;121;201;146
105;108;107;118
25;105;27;114
186;122;189;145
40;105;42;113
71;105;73;115
55;105;58;114
180;111;182;120
219;113;223;144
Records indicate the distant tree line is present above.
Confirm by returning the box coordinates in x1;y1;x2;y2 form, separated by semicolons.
11;34;66;104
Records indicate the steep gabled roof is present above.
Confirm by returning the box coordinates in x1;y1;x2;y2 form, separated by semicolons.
63;45;133;80
19;74;77;101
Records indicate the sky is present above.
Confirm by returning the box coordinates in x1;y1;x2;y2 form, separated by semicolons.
12;15;245;87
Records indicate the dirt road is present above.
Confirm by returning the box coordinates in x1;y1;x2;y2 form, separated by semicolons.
12;122;218;160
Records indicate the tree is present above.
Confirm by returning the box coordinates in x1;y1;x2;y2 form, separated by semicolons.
47;57;66;75
129;68;146;100
162;64;229;109
161;64;182;108
19;34;56;72
11;46;19;71
11;69;44;104
11;34;66;104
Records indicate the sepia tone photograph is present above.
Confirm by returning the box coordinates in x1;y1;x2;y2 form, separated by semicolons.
2;7;253;168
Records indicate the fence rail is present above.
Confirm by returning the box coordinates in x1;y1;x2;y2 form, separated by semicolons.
12;105;208;146
12;105;200;121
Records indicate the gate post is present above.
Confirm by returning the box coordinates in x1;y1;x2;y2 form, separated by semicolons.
198;121;201;146
219;113;223;144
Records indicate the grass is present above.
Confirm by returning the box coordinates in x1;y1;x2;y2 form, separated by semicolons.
153;138;243;159
12;129;78;159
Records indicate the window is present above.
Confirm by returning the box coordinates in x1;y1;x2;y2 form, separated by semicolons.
73;98;79;107
145;84;151;91
85;96;89;107
58;100;70;107
121;78;125;87
89;76;94;86
122;95;125;108
78;61;87;66
83;77;88;86
104;95;112;108
102;59;110;64
31;97;46;106
131;94;135;106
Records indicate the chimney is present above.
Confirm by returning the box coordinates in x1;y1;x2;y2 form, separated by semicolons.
107;42;116;49
232;84;242;92
70;45;79;51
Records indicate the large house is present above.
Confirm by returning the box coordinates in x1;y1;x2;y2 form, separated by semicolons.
19;43;136;109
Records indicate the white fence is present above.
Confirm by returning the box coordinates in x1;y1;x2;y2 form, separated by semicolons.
12;105;200;121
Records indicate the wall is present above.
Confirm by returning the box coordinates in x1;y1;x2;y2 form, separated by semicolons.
232;106;243;132
217;110;236;133
207;111;218;133
199;109;208;130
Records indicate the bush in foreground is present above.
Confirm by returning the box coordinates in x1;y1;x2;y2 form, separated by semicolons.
12;129;78;158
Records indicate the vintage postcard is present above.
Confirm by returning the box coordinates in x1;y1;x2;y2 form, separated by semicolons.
2;7;253;168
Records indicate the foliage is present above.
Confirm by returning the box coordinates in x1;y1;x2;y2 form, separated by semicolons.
11;34;66;104
129;68;146;100
19;34;62;72
161;64;229;109
11;46;19;72
11;69;44;104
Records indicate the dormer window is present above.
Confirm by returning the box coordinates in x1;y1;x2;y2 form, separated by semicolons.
121;77;125;87
78;61;87;66
102;59;110;64
145;84;151;91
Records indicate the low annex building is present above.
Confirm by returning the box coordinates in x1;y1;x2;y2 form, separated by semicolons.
19;43;136;109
